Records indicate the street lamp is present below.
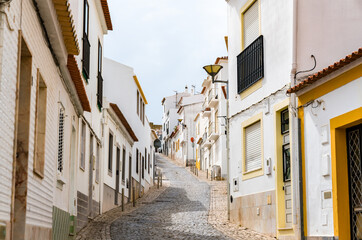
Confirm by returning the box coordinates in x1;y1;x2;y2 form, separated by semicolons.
203;64;231;220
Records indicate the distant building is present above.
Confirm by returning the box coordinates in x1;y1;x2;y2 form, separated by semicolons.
196;57;228;179
161;88;191;156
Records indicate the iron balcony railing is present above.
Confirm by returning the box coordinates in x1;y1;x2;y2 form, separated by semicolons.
97;73;103;108
237;35;264;93
82;34;91;79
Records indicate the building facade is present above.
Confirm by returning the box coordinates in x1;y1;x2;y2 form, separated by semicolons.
288;49;362;240
103;58;154;202
226;0;362;239
0;0;96;238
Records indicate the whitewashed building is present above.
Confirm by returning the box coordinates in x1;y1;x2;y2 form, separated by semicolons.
288;49;362;240
103;58;154;201
175;94;204;166
197;57;228;178
0;0;100;238
161;89;191;156
226;0;362;239
101;100;138;212
72;0;113;232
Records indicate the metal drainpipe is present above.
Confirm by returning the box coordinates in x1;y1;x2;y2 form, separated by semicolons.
291;0;304;238
226;83;231;220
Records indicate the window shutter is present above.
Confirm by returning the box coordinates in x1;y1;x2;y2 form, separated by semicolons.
245;121;261;172
57;108;65;172
243;0;259;48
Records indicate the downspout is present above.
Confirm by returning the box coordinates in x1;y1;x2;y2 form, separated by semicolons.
226;82;230;220
291;0;304;239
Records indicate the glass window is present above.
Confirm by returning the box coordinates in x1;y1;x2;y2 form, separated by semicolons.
281;109;289;134
283;144;291;182
108;133;113;172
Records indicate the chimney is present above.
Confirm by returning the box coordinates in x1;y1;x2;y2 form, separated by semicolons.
185;85;188;93
191;88;194;95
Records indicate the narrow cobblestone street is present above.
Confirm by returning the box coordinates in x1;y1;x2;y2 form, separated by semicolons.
77;154;274;240
110;154;230;239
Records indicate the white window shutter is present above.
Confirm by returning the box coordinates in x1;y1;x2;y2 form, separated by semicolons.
245;121;262;172
243;0;259;48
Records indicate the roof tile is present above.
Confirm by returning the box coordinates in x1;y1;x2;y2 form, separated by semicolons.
287;47;362;94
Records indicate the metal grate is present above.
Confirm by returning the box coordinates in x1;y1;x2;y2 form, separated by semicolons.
347;125;362;240
97;73;103;108
82;35;91;79
237;35;264;94
57;108;65;172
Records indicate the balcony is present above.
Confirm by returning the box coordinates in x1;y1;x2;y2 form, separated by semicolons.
208;122;219;141
237;35;264;93
206;88;219;108
202;132;212;148
202;107;211;118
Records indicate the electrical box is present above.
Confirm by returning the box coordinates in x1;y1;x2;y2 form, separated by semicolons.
265;158;272;175
321;154;330;176
233;177;239;192
321;125;329;145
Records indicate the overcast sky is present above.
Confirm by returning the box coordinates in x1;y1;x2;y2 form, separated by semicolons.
104;0;227;124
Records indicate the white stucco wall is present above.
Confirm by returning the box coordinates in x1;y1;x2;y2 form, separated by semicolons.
74;0;107;203
103;58;153;188
227;0;293;116
102;106;133;200
303;77;362;236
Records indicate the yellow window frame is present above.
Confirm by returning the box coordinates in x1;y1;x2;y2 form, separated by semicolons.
241;112;264;180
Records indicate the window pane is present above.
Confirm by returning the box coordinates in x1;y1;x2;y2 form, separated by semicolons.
283;144;291;181
84;0;89;36
108;133;113;171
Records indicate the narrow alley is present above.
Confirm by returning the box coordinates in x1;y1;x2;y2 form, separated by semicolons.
77;154;274;240
111;154;229;239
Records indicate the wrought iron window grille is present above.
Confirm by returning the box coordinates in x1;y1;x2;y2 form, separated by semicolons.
237;35;264;94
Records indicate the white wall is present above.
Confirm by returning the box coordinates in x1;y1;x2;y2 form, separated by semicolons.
303;77;362;236
296;0;362;79
0;0;80;229
74;0;107;201
103;58;152;188
227;0;293;117
102;107;133;200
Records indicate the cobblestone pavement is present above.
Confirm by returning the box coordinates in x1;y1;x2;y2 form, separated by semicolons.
77;154;274;239
187;168;275;240
168;156;275;240
110;154;231;240
75;177;169;239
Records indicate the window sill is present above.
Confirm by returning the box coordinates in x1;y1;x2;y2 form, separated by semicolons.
242;167;264;180
108;170;112;177
240;79;262;100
